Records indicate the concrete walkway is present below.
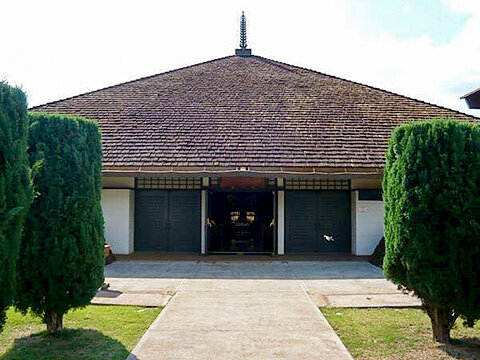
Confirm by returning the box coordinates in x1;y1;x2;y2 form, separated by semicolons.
126;261;354;360
94;260;420;308
95;260;420;359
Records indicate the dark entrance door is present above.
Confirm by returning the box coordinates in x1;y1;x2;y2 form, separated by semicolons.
285;191;350;253
207;191;274;253
135;190;201;251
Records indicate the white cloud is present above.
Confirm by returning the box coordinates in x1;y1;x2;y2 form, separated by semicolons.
442;0;480;15
0;0;478;116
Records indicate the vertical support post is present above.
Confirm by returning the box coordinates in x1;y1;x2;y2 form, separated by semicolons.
272;190;277;254
200;177;209;255
201;190;207;254
277;189;285;255
351;190;358;255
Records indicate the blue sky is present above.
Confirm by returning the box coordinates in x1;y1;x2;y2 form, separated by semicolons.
0;0;479;115
361;0;470;45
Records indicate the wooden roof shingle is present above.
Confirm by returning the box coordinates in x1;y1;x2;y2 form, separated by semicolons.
31;55;477;171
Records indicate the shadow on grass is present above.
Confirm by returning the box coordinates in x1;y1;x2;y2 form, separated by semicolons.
2;328;129;360
439;337;480;360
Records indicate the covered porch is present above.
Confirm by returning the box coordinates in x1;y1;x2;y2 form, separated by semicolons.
101;173;384;257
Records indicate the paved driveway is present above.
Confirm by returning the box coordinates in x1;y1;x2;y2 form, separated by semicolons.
96;260;419;360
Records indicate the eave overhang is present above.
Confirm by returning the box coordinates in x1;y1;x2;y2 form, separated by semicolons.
102;166;384;178
461;87;480;109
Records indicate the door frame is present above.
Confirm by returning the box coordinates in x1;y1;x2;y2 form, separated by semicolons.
284;190;351;253
134;189;201;252
205;188;276;255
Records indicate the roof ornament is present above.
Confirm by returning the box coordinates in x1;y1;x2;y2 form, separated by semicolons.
235;11;252;57
240;11;247;49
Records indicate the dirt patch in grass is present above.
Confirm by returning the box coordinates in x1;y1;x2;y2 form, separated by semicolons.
0;305;161;360
322;308;480;360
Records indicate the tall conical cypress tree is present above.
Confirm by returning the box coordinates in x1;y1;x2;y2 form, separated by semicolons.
0;82;31;330
383;119;480;343
16;113;104;333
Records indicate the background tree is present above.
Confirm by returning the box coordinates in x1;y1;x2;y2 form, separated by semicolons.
16;113;104;333
383;119;480;343
0;83;31;330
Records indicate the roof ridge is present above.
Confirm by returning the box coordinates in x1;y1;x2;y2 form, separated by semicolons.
29;55;235;110
30;53;478;120
253;55;479;120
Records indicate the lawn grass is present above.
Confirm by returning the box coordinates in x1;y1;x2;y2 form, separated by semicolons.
322;308;480;360
0;305;161;360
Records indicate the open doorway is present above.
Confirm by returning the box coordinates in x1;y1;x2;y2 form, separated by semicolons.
207;191;274;254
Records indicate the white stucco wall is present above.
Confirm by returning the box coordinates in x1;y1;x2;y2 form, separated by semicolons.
352;191;384;256
102;189;135;255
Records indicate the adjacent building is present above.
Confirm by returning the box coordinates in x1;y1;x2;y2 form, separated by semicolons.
462;87;480;109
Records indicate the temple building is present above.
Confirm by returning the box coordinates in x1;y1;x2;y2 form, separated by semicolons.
31;14;476;256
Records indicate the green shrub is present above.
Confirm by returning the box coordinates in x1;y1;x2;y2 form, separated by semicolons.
0;82;31;329
16;113;104;333
383;119;480;343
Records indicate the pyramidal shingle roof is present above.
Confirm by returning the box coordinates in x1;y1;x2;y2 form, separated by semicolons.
31;55;477;173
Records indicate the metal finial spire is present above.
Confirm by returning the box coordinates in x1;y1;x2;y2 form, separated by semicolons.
235;11;252;56
240;11;247;49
